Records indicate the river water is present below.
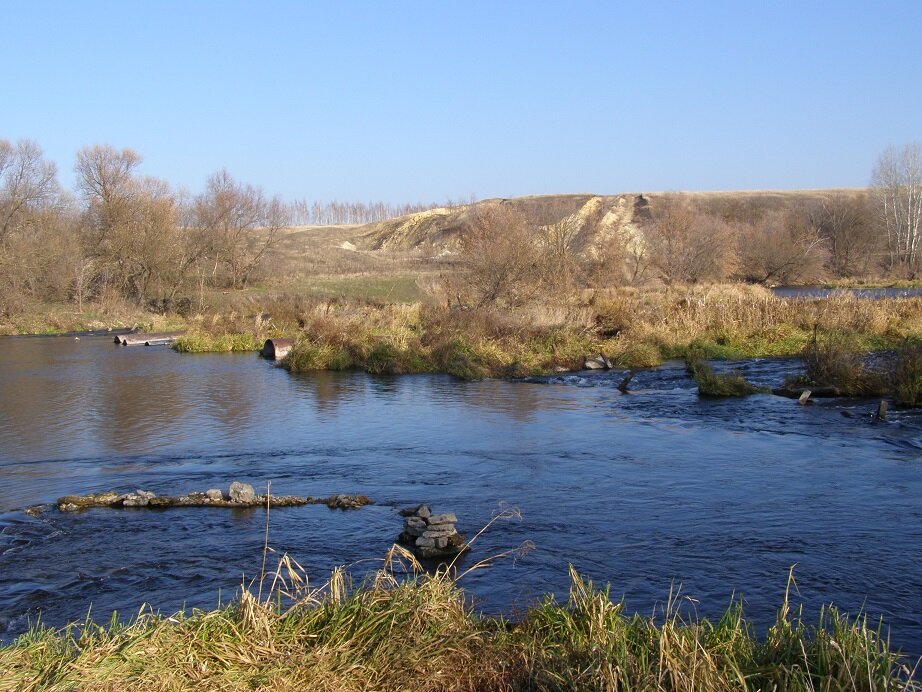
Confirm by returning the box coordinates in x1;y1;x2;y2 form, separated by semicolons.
1;335;921;656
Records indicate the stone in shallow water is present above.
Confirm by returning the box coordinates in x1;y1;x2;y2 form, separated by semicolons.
205;489;223;501
427;513;457;525
417;505;431;519
229;482;256;504
422;527;457;539
415;536;436;548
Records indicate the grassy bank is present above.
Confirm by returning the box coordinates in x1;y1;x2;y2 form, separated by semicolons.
6;285;922;382
1;559;917;691
174;285;922;379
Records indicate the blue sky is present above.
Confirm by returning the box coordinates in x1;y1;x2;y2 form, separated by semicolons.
2;1;920;202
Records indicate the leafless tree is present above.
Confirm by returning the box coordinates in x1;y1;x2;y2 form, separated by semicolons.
0;139;60;243
642;200;737;284
75;145;187;303
811;193;880;277
736;210;828;284
459;202;539;307
193;169;289;289
872;142;922;272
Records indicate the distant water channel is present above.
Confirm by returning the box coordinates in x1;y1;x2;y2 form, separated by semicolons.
771;285;922;299
1;336;921;656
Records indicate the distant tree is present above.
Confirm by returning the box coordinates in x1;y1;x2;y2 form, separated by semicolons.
538;217;581;290
193;169;288;289
736;210;828;285
642;200;737;284
811;193;880;277
0;138;60;243
871;142;922;272
459;202;539;307
75;145;188;303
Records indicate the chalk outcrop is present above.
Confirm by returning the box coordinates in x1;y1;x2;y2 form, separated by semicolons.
398;505;468;560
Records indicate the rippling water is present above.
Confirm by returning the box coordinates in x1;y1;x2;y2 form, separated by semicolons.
1;336;921;656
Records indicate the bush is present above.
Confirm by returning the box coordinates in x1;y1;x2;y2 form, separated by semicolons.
687;357;766;397
892;344;922;408
801;330;887;396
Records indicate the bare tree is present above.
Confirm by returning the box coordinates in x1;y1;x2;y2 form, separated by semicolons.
811;193;880;277
736;210;828;284
75;145;187;303
538;217;581;290
459;202;539;307
193;169;288;289
642;200;737;284
0;139;60;243
872;142;922;272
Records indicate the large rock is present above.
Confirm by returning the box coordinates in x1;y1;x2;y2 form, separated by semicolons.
205;489;224;501
228;482;256;504
422;526;457;539
427;513;457;525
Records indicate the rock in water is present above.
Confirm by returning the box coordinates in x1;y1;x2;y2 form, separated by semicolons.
229;482;257;504
205;489;224;501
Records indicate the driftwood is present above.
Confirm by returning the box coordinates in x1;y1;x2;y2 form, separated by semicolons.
115;331;185;346
772;385;841;399
56;490;373;512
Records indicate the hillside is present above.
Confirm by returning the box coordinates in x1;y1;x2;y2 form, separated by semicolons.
357;189;866;256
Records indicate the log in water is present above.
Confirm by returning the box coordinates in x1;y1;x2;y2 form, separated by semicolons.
114;331;185;346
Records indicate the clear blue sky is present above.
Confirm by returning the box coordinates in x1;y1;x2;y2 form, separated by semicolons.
2;1;920;203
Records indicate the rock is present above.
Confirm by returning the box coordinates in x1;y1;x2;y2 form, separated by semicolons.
798;390;812;405
405;516;426;530
121;492;153;507
446;533;465;548
24;505;45;518
399;506;420;517
875;400;888;421
415;536;436;548
585;357;606;370
422;527;457;539
417;505;431;519
229;482;256;504
427;513;457;525
57;491;121;511
435;536;449;549
205;489;223;501
326;494;373;510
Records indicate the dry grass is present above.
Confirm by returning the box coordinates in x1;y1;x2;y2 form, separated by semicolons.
2;557;918;691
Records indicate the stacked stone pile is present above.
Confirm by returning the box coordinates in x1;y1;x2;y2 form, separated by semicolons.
398;504;468;560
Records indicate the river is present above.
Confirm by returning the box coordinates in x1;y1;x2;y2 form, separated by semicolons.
1;335;921;656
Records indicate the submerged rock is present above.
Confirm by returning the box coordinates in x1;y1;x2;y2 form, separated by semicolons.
55;485;373;512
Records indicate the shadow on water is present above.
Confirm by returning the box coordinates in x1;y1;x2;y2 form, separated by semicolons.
1;335;921;657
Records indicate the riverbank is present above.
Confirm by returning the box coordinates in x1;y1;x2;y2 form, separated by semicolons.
4;285;922;380
179;284;922;379
1;562;916;690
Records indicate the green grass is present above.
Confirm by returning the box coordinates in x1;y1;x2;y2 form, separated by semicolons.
172;332;264;353
1;560;917;691
686;356;768;397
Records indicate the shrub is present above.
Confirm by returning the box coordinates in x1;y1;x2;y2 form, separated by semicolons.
892;344;922;408
801;330;886;396
687;357;766;397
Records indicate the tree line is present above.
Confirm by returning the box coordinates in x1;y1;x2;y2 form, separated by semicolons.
0;139;455;318
457;142;922;307
288;197;475;226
